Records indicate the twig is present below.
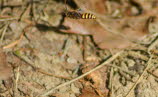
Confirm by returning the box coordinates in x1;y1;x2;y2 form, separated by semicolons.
0;17;17;21
126;51;149;61
109;67;114;97
39;51;124;97
13;66;20;97
18;3;30;21
147;70;158;79
125;55;153;97
15;66;20;89
109;65;135;76
3;30;25;49
0;22;9;44
148;36;158;52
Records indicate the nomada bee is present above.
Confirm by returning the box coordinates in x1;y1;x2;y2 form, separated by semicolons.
65;11;96;19
64;0;96;19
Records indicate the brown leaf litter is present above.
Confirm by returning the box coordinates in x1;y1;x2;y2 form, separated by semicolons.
61;0;158;49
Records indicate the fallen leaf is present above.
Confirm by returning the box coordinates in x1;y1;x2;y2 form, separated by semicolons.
61;18;134;49
80;63;109;97
60;0;158;49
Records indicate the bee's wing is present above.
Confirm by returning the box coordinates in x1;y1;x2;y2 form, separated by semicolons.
76;8;84;14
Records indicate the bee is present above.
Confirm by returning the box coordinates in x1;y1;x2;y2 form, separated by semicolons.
64;0;96;19
65;11;96;19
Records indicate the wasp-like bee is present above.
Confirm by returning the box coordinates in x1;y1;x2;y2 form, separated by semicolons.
64;0;96;19
65;11;96;19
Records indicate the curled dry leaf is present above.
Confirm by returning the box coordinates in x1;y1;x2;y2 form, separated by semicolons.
61;18;133;49
81;64;109;97
61;0;158;49
60;19;91;35
0;48;12;80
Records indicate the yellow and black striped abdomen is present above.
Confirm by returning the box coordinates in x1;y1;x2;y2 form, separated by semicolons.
81;13;96;19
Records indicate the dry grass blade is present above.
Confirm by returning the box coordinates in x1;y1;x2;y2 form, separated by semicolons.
0;23;9;44
3;30;25;49
13;66;20;97
0;17;17;21
148;36;158;52
18;3;30;21
109;67;114;97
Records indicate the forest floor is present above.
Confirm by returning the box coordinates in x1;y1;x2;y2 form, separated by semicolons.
0;0;158;97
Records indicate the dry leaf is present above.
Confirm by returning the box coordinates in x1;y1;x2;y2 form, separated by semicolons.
61;0;158;49
61;18;133;49
81;63;109;97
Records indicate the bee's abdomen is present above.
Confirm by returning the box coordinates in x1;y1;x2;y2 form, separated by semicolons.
81;13;96;19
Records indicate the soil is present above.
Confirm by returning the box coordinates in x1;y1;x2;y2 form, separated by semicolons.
0;0;158;97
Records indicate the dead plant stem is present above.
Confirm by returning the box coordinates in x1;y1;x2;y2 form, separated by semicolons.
0;22;9;44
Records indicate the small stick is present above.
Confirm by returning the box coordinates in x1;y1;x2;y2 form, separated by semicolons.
3;30;25;49
110;65;135;76
147;70;158;78
109;67;114;97
3;24;33;49
0;17;17;21
0;22;9;44
13;66;20;97
148;36;158;52
18;3;30;21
